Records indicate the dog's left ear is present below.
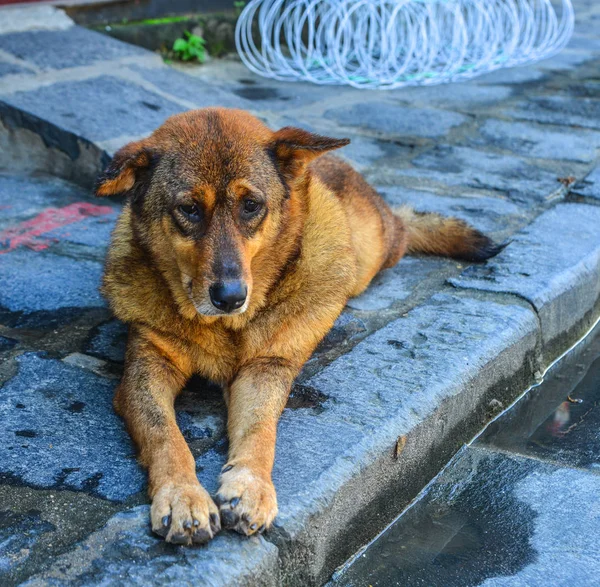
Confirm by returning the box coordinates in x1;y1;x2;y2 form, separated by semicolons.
95;139;157;198
271;127;350;182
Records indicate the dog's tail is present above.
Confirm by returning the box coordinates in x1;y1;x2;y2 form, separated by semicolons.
393;205;505;262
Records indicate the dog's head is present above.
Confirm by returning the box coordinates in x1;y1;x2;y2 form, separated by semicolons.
96;108;349;319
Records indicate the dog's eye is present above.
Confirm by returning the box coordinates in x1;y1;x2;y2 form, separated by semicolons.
178;204;202;222
242;198;261;216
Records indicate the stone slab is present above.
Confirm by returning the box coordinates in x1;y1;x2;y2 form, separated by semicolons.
507;96;600;130
346;257;456;312
332;448;600;586
474;66;547;85
0;353;144;501
22;506;279;587
0;76;185;144
0;484;122;587
392;83;513;109
0;61;28;78
450;203;600;356
572;165;600;201
0;27;145;71
0;6;74;35
476;118;600;163
129;65;252;110
0;173;92;228
0;250;105;313
268;293;538;583
400;145;562;204
323;102;468;139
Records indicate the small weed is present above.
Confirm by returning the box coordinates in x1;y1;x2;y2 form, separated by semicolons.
233;0;246;16
173;31;207;62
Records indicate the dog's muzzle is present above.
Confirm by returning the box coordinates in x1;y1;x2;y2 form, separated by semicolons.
209;281;247;313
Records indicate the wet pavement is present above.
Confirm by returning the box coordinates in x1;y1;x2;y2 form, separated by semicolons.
332;325;600;587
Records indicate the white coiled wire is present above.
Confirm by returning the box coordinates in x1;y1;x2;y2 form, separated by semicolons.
235;0;574;89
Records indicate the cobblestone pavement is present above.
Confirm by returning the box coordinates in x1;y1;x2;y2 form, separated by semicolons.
0;1;599;585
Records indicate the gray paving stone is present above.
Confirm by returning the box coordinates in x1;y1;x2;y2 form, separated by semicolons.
44;210;118;248
22;506;279;587
269;293;538;581
0;353;144;501
572;165;600;201
0;76;185;143
0;27;146;71
324;102;468;138
0;510;55;578
507;96;600;130
0;173;91;228
401;145;562;204
129;65;252;110
0;6;73;35
0;250;104;313
451;203;600;354
0;485;122;587
346;256;456;312
474;66;547;85
534;50;597;71
392;83;513;109
0;61;28;77
476;118;600;162
333;448;600;587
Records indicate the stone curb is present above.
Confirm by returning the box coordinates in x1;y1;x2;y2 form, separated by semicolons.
450;202;600;362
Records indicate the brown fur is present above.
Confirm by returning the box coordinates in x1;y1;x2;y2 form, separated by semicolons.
96;108;501;544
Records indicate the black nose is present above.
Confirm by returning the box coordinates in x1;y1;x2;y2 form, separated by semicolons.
209;281;247;313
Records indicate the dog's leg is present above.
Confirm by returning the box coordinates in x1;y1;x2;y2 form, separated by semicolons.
216;298;348;535
216;357;297;535
116;330;220;545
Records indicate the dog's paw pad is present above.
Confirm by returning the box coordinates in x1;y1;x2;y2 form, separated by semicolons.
216;465;278;536
151;482;220;545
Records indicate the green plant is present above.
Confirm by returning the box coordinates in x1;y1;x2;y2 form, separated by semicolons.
173;31;206;62
233;0;246;17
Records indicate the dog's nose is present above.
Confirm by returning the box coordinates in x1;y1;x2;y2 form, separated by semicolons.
209;281;247;313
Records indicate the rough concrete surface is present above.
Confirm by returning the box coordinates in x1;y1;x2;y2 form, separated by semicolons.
0;0;599;584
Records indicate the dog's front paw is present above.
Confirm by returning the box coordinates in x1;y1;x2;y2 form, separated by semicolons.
216;465;278;536
151;482;221;545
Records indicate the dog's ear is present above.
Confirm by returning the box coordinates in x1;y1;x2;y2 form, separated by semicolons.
95;139;158;199
271;127;350;182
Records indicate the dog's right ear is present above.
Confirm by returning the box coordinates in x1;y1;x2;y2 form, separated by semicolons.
95;139;157;198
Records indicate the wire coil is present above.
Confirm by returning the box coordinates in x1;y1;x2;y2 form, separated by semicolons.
235;0;574;89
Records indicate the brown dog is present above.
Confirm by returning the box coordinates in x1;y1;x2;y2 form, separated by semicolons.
96;108;501;545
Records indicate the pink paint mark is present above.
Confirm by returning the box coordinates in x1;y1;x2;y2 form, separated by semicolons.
0;202;114;254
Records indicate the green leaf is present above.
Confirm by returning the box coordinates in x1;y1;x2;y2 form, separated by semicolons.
173;38;188;52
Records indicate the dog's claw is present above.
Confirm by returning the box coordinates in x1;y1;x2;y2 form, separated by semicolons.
151;483;220;546
217;466;278;535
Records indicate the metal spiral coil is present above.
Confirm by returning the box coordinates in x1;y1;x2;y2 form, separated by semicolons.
235;0;574;89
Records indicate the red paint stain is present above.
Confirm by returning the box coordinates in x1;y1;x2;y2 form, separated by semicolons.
0;202;114;254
